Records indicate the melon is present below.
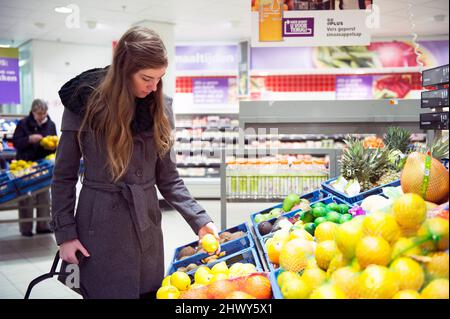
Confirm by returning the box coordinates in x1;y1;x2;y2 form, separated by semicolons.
401;152;449;204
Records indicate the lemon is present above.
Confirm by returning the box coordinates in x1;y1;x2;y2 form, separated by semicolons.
194;266;213;285
314;222;338;243
315;240;338;271
211;261;229;275
301;267;327;290
273;228;290;243
392;193;426;231
331;266;360;299
417;217;449;252
279;239;309;272
228;263;247;278
363;211;400;244
156;285;180;299
201;234;219;253
241;263;257;275
390;257;425;291
425;252;449;280
170;271;191;291
357;265;399;299
326;252;349;277
161;275;171;287
281;277;312;299
392;290;422;299
277;270;301;288
421;278;449;299
335;220;364;259
310;283;347;299
356;236;392;269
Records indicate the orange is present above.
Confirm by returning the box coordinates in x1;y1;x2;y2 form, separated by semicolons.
357;265;399;299
315;240;338;271
392;290;422;299
392;193;427;231
207;279;237;299
225;291;256;299
356;236;392;269
417;217;449;252
314;222;338;243
362;211;400;244
179;287;208;299
279;239;309;272
335;220;364;259
421;278;449;299
243;274;272;299
389;257;425;291
266;238;283;265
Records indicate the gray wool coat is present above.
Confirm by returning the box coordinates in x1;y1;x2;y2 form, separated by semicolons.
50;97;212;299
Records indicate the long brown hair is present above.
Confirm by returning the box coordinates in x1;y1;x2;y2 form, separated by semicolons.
79;26;172;182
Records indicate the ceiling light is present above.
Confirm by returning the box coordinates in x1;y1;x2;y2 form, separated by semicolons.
54;6;73;14
0;44;11;48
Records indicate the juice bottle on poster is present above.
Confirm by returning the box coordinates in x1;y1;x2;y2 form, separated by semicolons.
259;0;284;42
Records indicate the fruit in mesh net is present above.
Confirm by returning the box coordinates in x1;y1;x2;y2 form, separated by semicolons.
356;265;399;299
389;257;425;291
242;274;272;299
207;279;238;299
392;193;427;232
301;267;327;291
424;252;449;280
421;278;449;299
335;219;364;259
356;236;392;269
417;217;449;252
281;276;312;299
362;211;401;244
331;266;360;299
225;291;256;299
310;282;347;299
391;237;422;260
315;240;339;271
279;239;309;272
392;289;422;299
314;221;338;243
401;152;449;204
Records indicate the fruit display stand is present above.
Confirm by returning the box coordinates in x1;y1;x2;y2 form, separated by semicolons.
0;171;16;204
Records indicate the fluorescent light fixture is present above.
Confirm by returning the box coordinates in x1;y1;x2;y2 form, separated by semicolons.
0;44;11;48
54;6;73;14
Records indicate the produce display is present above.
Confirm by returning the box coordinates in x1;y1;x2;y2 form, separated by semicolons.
8;160;39;177
157;263;272;299
273;192;449;299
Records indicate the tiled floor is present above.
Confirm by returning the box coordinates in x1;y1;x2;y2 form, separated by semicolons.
0;196;275;299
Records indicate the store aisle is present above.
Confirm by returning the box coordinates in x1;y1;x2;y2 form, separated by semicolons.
0;200;275;299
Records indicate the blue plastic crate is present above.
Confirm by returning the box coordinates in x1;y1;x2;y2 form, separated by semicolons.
13;162;54;195
166;247;263;276
322;178;401;204
269;269;283;299
168;234;256;275
170;223;253;265
250;189;332;230
441;158;449;170
0;171;17;204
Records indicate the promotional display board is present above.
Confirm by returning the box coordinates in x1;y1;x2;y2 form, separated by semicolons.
251;0;373;47
0;48;20;104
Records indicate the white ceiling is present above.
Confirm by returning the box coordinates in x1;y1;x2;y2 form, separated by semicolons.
0;0;448;47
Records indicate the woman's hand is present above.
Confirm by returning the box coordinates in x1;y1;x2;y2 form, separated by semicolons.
59;239;90;265
198;222;221;255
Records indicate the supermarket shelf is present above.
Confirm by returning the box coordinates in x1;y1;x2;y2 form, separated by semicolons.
183;177;220;199
177;163;220;168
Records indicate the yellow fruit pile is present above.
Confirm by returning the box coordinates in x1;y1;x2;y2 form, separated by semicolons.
45;153;56;161
275;193;449;299
156;262;262;299
9;160;38;177
40;135;58;150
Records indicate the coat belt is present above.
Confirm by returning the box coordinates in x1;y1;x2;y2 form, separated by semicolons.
82;179;157;252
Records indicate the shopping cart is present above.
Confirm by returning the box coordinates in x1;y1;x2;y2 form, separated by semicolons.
24;251;72;299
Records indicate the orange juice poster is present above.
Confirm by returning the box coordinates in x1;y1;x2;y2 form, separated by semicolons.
251;0;373;47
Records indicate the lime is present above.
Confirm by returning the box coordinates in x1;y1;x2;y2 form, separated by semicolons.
300;211;315;223
314;217;327;227
338;204;350;214
339;213;353;224
312;202;326;209
326;203;340;212
254;214;264;224
304;223;316;236
326;211;341;223
312;207;327;218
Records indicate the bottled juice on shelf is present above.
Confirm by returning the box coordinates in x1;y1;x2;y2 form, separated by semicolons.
259;0;284;42
226;161;237;199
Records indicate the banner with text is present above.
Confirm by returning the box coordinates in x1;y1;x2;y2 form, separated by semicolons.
251;0;373;47
0;48;20;104
193;78;230;104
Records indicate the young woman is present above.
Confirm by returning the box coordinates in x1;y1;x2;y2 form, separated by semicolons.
51;26;219;299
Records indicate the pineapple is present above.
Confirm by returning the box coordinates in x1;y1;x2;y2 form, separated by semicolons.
411;136;449;160
340;137;392;192
384;127;412;153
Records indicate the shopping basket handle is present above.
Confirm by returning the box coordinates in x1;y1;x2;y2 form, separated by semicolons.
24;251;65;299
